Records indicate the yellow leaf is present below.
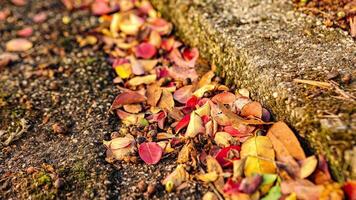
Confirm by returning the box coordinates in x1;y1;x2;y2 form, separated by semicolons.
114;63;132;79
202;192;218;200
232;159;244;181
214;132;235;147
299;155;318;179
193;84;215;98
110;13;121;37
285;193;297;200
127;74;156;86
240;136;276;176
185;111;203;138
195;102;211;117
196;171;218;183
177;142;194;163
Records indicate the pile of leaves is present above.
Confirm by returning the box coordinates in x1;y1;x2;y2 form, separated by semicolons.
62;0;355;199
294;0;356;37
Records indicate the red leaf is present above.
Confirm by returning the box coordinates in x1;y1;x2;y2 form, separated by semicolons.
161;37;175;51
186;95;199;108
215;146;240;167
138;142;163;165
212;92;236;104
223;179;241;195
17;27;33;37
156;67;169;78
173;85;193;104
343;181;356;200
111;91;146;110
135;42;156;59
201;115;210;124
148;18;172;35
175;114;190;133
182;47;199;61
148;111;167;129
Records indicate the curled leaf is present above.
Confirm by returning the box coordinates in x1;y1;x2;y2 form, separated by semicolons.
111;91;146;110
206;156;225;194
215;145;241;167
146;83;162;107
175;114;190;133
240;101;262;118
196;171;218;183
193;84;215;98
212;92;236;105
138;142;163;165
158;89;174;109
214;132;235;147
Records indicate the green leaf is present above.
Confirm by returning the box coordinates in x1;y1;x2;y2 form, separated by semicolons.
261;185;281;200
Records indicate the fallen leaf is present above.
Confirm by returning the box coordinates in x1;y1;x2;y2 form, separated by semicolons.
157;132;176;140
138;142;163;165
206;156;225;194
202;192;218;200
148;18;172;35
210;103;232;126
6;38;33;52
193;84;215;98
146;83;162;107
173;85;194;104
195;102;211;117
240;101;262;118
147;111;166;129
103;135;135;150
168;66;198;82
215;145;241;167
158;89;174;109
214;132;235;147
281;179;323;200
177;142;194;163
139;59;158;71
232;159;244;180
212;92;236;105
267;121;305;160
33;12;47;23
135;42;156;59
196;171;218;183
163;164;189;192
185;111;203;138
127;74;156;86
114;63;132;79
116;109;145;126
175;114;190;133
239;174;263;194
343;181;356;200
129;56;145;75
240;136;276;176
299;155;318;179
261;185;282;200
223;178;240;195
149;30;161;48
111;91;146;110
161;37;175;51
260;174;278;195
123;104;142;113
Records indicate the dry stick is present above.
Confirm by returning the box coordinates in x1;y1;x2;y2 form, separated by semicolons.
293;79;332;89
329;81;356;101
4;119;28;146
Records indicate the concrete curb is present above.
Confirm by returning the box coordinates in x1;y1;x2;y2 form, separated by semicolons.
151;0;356;181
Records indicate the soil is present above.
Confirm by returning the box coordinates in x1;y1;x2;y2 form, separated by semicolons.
294;0;356;35
0;1;206;199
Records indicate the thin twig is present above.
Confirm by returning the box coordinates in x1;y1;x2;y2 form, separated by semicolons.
293;79;332;89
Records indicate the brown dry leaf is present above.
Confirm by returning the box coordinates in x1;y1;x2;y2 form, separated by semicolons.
140;59;158;72
148;30;161;48
146;83;162;107
158;89;174;109
163;164;189;192
111;91;146;110
240;101;262;118
177;142;194;163
6;38;33;52
173;85;194;104
267;121;306;161
214;132;235;147
218;103;272;126
123;104;142;113
240;136;276;176
157;132;176;140
127;74;157;86
299;155;318;179
232;159;244;181
206;156;225;194
185;111;203;138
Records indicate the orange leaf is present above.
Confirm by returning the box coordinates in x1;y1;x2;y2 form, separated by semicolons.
158;89;174;109
146;83;162;107
240;101;262;118
267;122;306;161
